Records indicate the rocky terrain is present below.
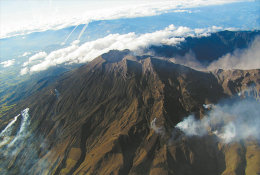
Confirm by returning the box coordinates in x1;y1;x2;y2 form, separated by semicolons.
0;50;259;175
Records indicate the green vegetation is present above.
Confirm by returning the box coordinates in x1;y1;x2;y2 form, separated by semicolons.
0;67;30;118
0;103;16;118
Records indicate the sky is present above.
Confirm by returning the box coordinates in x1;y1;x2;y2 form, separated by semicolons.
0;0;252;39
0;0;259;76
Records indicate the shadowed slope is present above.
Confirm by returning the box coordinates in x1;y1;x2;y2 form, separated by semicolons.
1;50;259;175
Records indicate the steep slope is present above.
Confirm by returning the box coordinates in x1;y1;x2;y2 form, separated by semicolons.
0;50;259;175
213;69;260;98
0;63;82;118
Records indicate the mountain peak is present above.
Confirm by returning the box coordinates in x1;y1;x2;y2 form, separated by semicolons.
1;49;260;175
101;49;131;63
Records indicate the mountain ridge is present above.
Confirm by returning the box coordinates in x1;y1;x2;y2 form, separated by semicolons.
149;30;260;64
0;50;260;175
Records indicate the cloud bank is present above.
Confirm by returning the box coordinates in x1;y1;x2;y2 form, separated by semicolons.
176;99;260;143
21;25;224;74
0;0;245;39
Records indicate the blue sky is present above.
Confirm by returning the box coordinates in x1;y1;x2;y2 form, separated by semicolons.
0;0;256;39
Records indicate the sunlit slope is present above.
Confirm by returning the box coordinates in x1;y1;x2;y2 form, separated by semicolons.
0;50;259;175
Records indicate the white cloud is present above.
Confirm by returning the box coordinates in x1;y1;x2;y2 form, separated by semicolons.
22;51;47;68
0;59;15;67
0;0;245;39
19;24;246;74
22;52;31;57
194;28;208;35
21;25;229;74
20;67;29;75
23;62;29;67
173;9;192;13
27;25;212;73
211;26;223;31
28;52;47;62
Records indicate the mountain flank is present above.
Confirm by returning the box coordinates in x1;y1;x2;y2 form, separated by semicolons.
0;50;260;175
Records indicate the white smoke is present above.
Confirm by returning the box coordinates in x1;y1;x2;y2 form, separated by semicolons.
170;50;206;70
0;114;20;147
169;35;260;71
208;36;260;70
216;122;236;143
0;108;52;174
176;115;208;136
0;108;30;169
203;104;213;109
6;108;30;149
176;99;260;143
151;117;165;135
54;88;60;98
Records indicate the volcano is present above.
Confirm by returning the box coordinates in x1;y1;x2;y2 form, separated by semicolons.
0;50;260;175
